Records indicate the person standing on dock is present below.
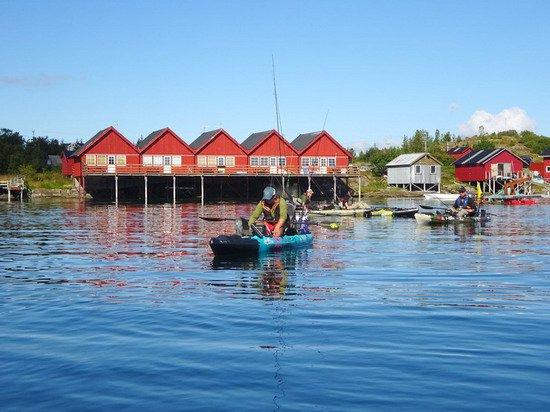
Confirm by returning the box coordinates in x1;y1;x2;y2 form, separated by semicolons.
248;186;289;237
451;186;477;218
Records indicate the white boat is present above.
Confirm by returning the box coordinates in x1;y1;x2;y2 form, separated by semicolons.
423;193;457;202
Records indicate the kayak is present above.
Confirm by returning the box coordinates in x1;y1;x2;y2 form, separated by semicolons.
210;233;314;256
309;208;371;217
414;212;491;225
369;207;418;218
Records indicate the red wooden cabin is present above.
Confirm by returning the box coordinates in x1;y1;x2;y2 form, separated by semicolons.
71;126;141;179
61;150;76;177
529;147;550;182
453;148;527;182
189;129;248;173
137;128;195;174
290;131;352;174
447;146;473;160
240;130;299;174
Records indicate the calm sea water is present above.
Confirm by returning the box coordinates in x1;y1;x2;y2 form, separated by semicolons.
1;198;549;411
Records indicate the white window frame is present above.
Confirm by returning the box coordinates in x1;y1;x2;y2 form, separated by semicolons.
143;155;153;165
207;156;217;167
270;157;277;167
197;156;207;167
311;157;319;167
217;157;225;167
260;157;269;167
430;165;437;174
97;155;107;166
301;157;310;167
108;155;116;166
320;158;327;167
116;155;126;166
163;156;172;166
226;156;235;167
546;165;550;173
85;154;96;166
278;157;286;166
328;158;336;167
250;157;259;166
153;156;163;166
414;165;422;174
172;156;181;166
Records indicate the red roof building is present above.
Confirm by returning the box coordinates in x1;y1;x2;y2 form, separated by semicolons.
453;148;527;182
290;131;352;174
529;147;550;182
61;150;76;177
447;146;473;160
71;126;140;178
189;129;248;171
240;130;299;173
137;128;194;174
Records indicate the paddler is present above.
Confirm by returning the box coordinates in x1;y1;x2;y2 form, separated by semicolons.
248;186;289;237
450;186;477;218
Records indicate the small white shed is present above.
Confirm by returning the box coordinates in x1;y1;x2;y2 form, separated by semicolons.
386;153;442;191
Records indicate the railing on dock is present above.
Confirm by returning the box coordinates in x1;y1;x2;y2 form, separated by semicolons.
0;175;26;202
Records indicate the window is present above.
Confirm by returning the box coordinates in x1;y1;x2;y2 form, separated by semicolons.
164;156;171;166
415;165;421;174
172;156;181;166
153;156;163;166
207;156;217;167
311;157;319;167
260;157;269;166
430;165;436;174
546;165;550;173
97;155;107;166
226;157;235;167
320;158;327;167
217;157;225;167
278;157;286;166
301;157;310;167
197;156;207;166
108;156;116;166
85;154;96;166
270;157;277;167
116;155;126;166
143;155;153;165
250;157;259;166
328;158;336;167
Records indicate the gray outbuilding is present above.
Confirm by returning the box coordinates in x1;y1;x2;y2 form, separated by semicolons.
386;153;442;191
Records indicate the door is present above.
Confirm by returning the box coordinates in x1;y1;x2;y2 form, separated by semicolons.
107;155;116;173
163;156;172;174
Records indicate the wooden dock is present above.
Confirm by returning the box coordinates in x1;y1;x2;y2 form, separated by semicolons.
0;176;27;202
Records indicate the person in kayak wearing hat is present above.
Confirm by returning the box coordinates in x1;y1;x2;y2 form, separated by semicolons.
248;186;289;237
451;186;477;218
297;188;314;211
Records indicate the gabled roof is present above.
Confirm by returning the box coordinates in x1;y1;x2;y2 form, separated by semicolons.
453;148;527;166
386;153;442;167
290;130;352;158
137;127;192;152
72;126;138;157
542;147;550;157
447;146;471;154
241;130;273;151
47;155;62;166
189;129;223;150
61;150;75;158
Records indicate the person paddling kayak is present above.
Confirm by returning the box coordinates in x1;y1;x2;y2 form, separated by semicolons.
450;186;477;218
248;186;289;237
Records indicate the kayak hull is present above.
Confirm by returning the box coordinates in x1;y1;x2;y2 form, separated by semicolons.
369;207;418;218
210;233;314;256
415;212;490;225
309;209;371;217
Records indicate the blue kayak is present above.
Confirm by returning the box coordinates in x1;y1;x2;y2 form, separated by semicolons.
210;233;314;256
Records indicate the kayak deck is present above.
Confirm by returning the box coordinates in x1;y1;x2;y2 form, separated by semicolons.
210;233;314;256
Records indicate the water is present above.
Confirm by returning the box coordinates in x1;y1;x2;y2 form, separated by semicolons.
1;199;549;411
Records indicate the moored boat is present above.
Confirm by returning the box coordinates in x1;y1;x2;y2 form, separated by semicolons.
210;233;314;256
414;212;490;225
309;208;371;217
369;207;418;218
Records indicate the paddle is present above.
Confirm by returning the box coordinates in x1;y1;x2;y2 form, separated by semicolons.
198;216;340;229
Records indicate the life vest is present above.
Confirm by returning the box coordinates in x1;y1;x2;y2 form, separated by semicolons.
455;196;471;208
261;197;281;223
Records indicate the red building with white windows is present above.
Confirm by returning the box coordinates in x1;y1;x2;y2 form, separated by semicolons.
529;147;550;182
290;131;352;174
189;129;248;171
453;148;526;182
241;130;299;173
137;128;194;174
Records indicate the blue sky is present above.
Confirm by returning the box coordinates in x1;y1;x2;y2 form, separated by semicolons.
1;0;549;150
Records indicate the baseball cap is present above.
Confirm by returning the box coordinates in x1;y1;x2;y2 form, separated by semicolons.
459;186;466;193
262;186;276;200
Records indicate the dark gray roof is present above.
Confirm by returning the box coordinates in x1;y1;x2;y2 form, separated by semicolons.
290;131;322;151
241;130;272;150
189;129;222;150
73;127;110;157
542;147;550;157
62;150;75;158
453;149;503;166
47;155;62;166
137;128;164;149
448;146;470;154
